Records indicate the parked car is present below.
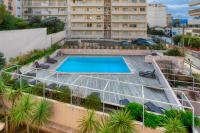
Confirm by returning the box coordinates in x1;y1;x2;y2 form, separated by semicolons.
132;38;156;46
120;41;130;45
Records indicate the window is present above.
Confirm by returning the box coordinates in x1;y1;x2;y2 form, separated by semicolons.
131;0;137;3
97;7;101;11
123;8;128;11
87;16;93;20
122;23;128;27
17;7;20;9
139;0;145;3
87;23;92;27
130;24;137;28
96;15;101;20
131;7;137;11
96;24;101;27
140;8;145;12
114;7;119;11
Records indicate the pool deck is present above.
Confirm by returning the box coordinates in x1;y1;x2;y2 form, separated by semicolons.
30;55;171;109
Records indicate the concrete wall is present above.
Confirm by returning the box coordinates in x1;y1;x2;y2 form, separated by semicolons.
0;28;65;59
145;55;183;107
145;55;185;70
151;59;182;108
61;49;152;55
37;97;164;133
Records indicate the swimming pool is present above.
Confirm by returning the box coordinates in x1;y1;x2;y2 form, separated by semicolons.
56;56;131;73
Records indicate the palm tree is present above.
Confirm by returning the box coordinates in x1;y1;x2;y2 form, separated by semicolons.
32;99;52;133
79;110;99;133
6;88;23;108
10;95;35;133
109;110;136;133
164;118;187;133
0;79;9;132
97;117;111;133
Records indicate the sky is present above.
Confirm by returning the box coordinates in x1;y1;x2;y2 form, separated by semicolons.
148;0;189;19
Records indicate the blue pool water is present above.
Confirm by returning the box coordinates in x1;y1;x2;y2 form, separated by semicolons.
56;56;131;73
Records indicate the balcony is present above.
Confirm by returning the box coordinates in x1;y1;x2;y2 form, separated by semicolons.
112;11;146;15
24;12;67;16
111;27;146;31
112;19;146;23
189;0;200;6
71;11;103;14
189;19;200;25
189;9;200;16
71;34;104;38
71;27;104;30
112;2;146;7
23;2;67;7
71;19;103;22
70;2;104;6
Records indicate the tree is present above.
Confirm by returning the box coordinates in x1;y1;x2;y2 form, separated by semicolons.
0;5;8;24
41;17;64;34
32;99;52;133
109;110;136;133
10;95;35;133
6;88;23;108
79;110;99;133
164;118;187;133
0;52;6;70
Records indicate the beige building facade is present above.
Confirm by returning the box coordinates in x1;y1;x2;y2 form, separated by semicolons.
2;0;22;18
147;2;167;28
188;0;200;36
22;0;147;39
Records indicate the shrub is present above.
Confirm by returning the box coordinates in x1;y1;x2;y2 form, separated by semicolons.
164;110;200;128
53;86;71;103
144;112;162;128
164;48;184;57
173;35;182;45
10;43;61;65
150;43;166;50
164;118;187;133
0;72;15;86
173;35;200;48
13;78;29;89
31;83;45;96
0;52;6;70
85;93;101;110
125;102;143;121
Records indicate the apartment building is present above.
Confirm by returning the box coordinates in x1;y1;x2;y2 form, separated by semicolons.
147;2;167;28
188;0;200;36
2;0;22;18
22;0;147;39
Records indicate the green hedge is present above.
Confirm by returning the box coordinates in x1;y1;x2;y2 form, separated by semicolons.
125;102;200;129
10;43;61;65
173;35;200;48
164;47;185;57
85;93;101;110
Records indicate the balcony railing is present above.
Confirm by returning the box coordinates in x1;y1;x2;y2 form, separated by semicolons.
189;0;200;6
71;11;103;14
189;9;200;16
112;2;146;6
71;27;104;30
112;11;146;14
23;2;67;7
70;2;104;6
71;19;104;22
